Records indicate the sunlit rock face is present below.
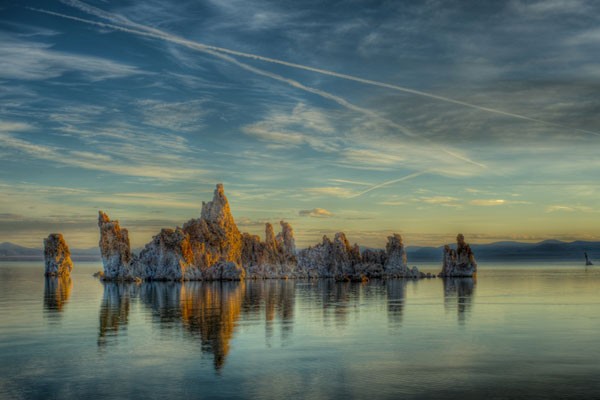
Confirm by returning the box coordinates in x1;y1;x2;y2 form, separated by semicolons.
183;184;243;270
138;228;196;280
98;211;136;280
43;233;73;277
439;234;478;277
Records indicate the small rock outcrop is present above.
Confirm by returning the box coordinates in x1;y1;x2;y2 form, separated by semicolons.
98;211;136;280
43;233;73;277
382;234;420;278
438;234;478;277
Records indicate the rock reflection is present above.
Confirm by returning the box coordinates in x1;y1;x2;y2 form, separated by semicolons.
319;280;361;327
385;280;407;327
179;282;244;371
98;282;139;347
244;280;295;345
133;281;244;371
43;276;73;314
443;278;476;323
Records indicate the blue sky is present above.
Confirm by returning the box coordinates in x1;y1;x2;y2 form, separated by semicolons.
0;0;599;248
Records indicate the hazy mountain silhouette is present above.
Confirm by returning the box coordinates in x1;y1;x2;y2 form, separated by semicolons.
406;240;600;262
2;240;599;262
0;242;99;261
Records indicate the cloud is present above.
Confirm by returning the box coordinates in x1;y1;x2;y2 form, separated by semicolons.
0;34;143;81
303;187;355;198
469;199;506;206
545;204;594;213
298;208;333;218
0;130;204;180
136;99;209;132
242;103;339;152
92;193;200;210
421;196;459;206
511;0;592;17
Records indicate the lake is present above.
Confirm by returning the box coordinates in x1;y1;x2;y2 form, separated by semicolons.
1;261;599;399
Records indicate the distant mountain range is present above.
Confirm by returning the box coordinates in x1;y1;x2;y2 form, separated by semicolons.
1;240;599;263
0;242;100;261
405;240;600;262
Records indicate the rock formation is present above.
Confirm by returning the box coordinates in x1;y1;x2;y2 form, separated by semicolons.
298;232;421;280
138;228;196;280
98;184;251;281
96;183;430;281
297;233;361;278
182;183;243;270
98;211;136;280
276;221;296;262
438;234;478;277
383;234;420;278
243;222;298;279
43;233;73;277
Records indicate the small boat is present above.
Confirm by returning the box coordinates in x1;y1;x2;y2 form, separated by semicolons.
584;252;593;266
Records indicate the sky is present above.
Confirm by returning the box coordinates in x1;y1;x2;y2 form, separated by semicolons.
0;0;599;249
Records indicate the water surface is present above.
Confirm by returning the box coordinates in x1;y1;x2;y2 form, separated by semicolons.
1;262;599;399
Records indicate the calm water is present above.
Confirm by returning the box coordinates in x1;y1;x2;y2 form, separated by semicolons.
1;262;600;400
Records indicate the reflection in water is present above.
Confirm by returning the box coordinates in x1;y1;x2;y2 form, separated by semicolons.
43;276;73;315
95;279;477;370
319;280;357;327
385;280;407;327
135;281;244;371
98;283;139;347
178;282;244;371
443;278;476;324
98;280;298;371
243;281;295;345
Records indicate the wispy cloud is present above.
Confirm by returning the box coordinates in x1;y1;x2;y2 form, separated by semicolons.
304;186;355;198
298;208;333;218
0;33;143;81
0;128;204;180
242;103;339;152
421;196;460;206
40;1;600;137
545;204;595;213
469;199;507;206
136;99;209;132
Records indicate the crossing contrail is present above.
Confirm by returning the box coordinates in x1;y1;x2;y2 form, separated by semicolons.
31;7;490;170
44;0;600;137
30;7;419;140
348;171;429;198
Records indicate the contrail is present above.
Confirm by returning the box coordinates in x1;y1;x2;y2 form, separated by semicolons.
30;7;418;140
348;171;429;198
30;7;490;170
52;0;600;137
